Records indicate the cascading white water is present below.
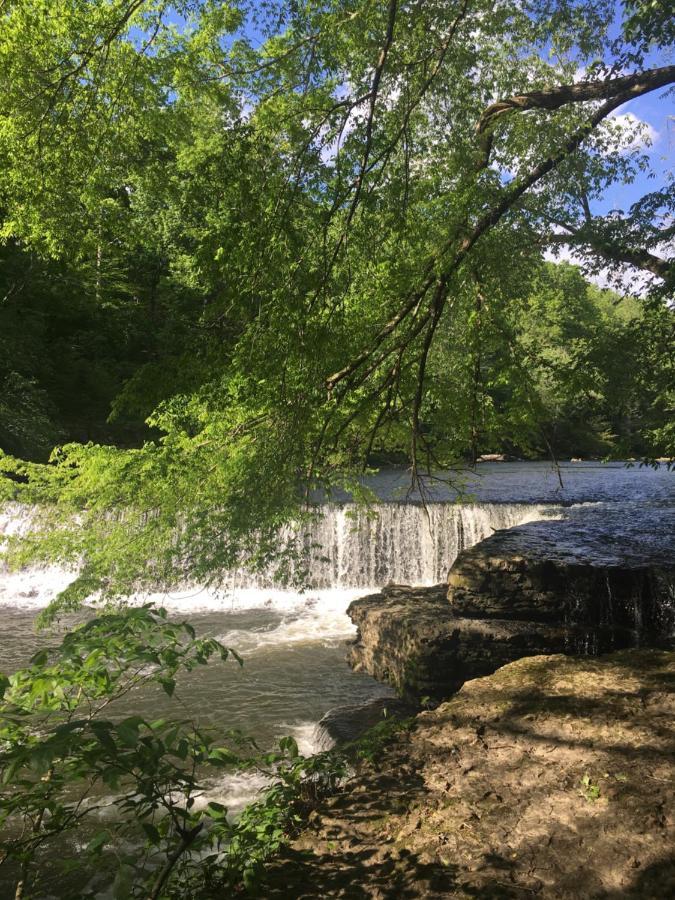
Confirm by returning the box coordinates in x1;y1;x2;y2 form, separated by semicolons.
0;501;561;608
236;502;561;590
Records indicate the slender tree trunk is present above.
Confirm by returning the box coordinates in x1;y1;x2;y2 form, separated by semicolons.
470;287;483;464
95;241;102;304
148;823;202;900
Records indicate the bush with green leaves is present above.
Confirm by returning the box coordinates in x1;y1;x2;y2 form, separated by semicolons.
0;605;346;898
0;601;415;897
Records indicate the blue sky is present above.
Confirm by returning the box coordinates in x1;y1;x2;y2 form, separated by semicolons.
161;2;673;212
597;87;674;215
588;2;673;214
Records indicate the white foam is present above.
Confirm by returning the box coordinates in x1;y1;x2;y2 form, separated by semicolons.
200;770;273;820
1;503;78;609
281;720;327;756
210;588;365;651
0;564;77;609
0;502;36;538
0;501;561;619
140;585;367;615
198;720;327;819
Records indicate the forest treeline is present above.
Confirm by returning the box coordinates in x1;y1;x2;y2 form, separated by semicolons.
1;240;671;463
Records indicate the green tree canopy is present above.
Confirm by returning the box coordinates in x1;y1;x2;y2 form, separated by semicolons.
0;0;673;603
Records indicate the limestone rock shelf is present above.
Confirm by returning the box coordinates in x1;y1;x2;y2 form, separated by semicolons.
265;650;675;898
347;503;675;699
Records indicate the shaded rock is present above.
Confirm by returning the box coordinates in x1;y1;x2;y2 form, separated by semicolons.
317;697;419;748
347;504;675;699
265;650;675;898
347;585;629;699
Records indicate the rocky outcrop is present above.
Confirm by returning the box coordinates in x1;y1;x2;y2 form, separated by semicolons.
265;650;675;898
316;697;419;748
448;502;675;632
347;503;675;698
347;584;601;698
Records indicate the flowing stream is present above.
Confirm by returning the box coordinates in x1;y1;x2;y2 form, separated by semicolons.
0;462;673;819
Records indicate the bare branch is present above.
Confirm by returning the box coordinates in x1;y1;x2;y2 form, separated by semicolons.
363;0;471;181
477;64;675;136
410;280;447;474
26;0;148;111
326;263;437;391
323;0;399;274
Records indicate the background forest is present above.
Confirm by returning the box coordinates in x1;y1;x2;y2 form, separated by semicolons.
1;248;672;464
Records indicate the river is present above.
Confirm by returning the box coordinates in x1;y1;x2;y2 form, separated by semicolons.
0;462;673;817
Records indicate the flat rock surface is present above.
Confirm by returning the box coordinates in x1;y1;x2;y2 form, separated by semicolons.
264;650;675;898
461;502;675;569
446;502;675;633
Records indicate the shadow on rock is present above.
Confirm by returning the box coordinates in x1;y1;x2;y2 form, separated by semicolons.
262;650;675;898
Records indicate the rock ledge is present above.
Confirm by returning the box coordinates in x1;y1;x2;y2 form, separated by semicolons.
348;504;675;698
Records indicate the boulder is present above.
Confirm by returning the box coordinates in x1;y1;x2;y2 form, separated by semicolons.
347;585;628;699
316;696;419;748
448;503;675;637
347;504;675;699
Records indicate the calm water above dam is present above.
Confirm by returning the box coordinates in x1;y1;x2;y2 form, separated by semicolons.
338;459;675;503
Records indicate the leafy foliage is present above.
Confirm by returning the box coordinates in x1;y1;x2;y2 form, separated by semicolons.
0;0;671;597
0;606;243;894
0;602;409;897
0;4;672;887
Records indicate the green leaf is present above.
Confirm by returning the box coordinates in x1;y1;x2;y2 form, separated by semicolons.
141;822;161;845
159;677;176;697
29;649;49;667
87;830;110;855
116;716;144;746
90;722;116;753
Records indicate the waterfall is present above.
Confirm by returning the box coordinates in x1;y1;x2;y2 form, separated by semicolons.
1;501;561;608
236;502;561;590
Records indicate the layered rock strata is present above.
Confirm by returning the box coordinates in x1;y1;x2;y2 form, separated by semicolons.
348;503;675;698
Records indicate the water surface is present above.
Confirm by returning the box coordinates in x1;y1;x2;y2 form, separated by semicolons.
0;462;672;816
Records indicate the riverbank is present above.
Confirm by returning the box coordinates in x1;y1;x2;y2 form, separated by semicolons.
264;649;675;898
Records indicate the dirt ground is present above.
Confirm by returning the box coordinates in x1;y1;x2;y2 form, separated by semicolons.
264;650;675;898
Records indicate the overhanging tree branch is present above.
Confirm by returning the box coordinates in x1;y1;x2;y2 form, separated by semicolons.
547;228;672;279
477;64;675;136
475;64;675;170
327;67;674;395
